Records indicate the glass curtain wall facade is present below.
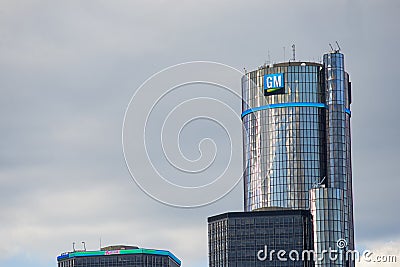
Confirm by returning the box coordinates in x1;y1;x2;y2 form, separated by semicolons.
242;61;326;211
323;52;354;256
241;51;354;266
310;188;346;267
208;210;313;267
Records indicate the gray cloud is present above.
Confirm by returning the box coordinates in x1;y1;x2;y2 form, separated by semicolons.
0;0;399;266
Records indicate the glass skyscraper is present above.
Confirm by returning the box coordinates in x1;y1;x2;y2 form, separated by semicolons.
208;209;313;267
209;50;354;267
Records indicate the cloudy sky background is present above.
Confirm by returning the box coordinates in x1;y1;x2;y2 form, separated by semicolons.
0;0;399;266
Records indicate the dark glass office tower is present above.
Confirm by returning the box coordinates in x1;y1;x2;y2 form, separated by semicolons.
57;245;181;267
208;50;354;267
208;209;313;267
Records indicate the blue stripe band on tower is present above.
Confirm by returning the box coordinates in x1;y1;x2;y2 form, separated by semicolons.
241;102;352;118
241;102;328;118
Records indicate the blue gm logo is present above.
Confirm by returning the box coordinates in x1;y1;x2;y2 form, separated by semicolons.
264;73;285;96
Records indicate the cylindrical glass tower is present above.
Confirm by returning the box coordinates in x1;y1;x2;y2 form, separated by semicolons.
323;52;354;255
310;187;347;267
242;61;327;211
241;51;354;266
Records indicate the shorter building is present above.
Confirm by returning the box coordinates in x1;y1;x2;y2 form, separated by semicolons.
208;209;313;267
57;245;181;267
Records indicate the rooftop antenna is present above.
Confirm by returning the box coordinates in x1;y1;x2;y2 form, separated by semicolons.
99;237;102;250
292;44;296;61
73;242;76;252
82;241;86;251
335;41;341;51
267;50;271;64
329;43;334;52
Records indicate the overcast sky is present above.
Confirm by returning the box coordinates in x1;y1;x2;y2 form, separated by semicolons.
0;1;399;266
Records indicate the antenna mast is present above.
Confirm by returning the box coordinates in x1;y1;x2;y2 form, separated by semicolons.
292;44;296;61
335;41;341;51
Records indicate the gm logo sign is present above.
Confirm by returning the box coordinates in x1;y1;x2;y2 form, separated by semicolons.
264;73;285;96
